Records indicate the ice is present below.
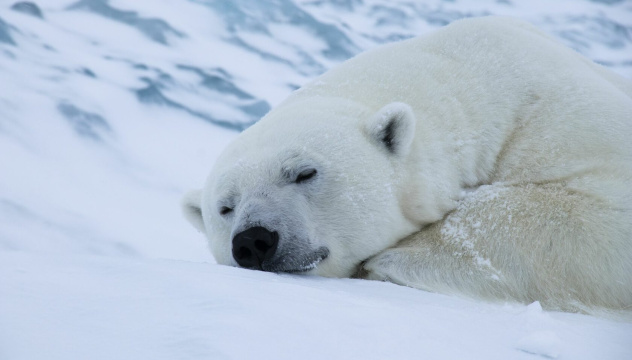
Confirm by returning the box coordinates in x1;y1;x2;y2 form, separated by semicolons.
57;101;112;141
0;16;15;45
68;0;185;45
10;2;43;19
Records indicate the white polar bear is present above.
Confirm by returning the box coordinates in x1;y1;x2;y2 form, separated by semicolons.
183;17;632;313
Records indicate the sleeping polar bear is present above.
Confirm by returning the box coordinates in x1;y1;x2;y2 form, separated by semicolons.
183;17;632;313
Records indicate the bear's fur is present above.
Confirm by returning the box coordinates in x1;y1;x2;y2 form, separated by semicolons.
183;17;632;313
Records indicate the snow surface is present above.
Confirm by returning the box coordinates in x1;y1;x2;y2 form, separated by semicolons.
2;252;632;360
1;0;631;359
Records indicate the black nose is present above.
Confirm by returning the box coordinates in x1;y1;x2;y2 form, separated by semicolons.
232;227;279;270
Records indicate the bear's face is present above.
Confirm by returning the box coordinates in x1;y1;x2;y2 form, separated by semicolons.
183;100;422;277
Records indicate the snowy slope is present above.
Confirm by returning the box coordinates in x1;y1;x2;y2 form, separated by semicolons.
1;1;631;359
2;252;632;360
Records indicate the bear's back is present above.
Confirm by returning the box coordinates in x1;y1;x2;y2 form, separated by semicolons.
282;16;632;188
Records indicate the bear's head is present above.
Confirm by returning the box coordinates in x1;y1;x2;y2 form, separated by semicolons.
182;98;442;277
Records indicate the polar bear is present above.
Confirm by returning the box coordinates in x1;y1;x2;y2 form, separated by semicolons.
183;17;632;313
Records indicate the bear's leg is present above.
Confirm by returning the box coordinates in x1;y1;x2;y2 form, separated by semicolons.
362;182;632;311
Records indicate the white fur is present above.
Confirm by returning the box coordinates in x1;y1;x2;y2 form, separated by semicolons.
183;17;632;313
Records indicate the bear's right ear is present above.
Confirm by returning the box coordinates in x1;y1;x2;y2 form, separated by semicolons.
364;102;416;157
181;189;205;233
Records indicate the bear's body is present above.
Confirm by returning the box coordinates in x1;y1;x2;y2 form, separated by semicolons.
183;17;632;313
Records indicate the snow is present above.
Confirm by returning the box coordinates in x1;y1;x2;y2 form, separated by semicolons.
2;252;631;360
517;330;562;359
1;0;631;359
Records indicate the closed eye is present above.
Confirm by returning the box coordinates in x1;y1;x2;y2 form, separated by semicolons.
295;168;317;183
219;206;233;216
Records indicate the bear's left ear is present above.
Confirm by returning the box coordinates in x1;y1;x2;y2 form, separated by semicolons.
182;189;205;233
364;102;416;156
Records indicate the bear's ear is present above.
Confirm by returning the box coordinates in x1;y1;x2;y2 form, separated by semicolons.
182;189;205;233
364;102;416;156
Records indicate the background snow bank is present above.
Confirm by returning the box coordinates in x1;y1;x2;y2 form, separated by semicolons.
1;0;631;359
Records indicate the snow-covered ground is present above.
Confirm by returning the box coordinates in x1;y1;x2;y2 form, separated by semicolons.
2;252;631;360
1;1;631;359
